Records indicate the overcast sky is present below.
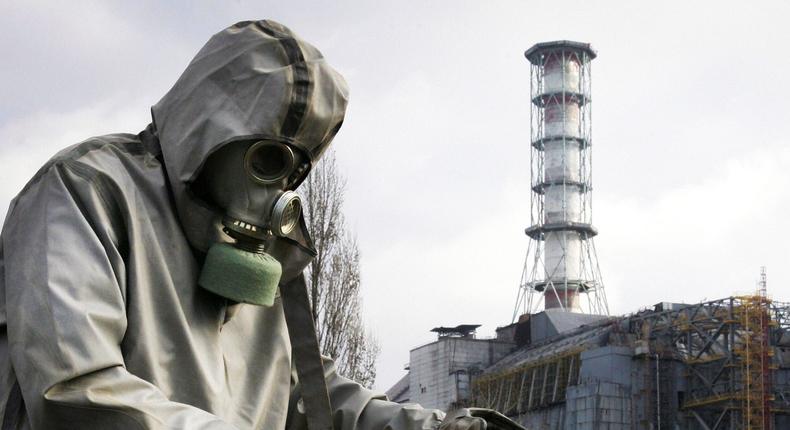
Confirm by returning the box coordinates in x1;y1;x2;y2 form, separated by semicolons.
2;0;790;392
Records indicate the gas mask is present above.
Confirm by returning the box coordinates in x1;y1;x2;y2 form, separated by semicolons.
196;138;310;306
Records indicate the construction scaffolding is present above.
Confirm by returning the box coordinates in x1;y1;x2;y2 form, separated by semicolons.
630;292;789;429
736;268;775;430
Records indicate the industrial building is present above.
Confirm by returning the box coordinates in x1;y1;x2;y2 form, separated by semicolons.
388;289;790;429
386;325;514;411
386;41;790;429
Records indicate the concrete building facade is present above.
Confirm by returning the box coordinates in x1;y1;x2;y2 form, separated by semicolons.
386;325;513;412
388;297;790;429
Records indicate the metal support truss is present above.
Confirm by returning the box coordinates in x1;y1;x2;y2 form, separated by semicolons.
629;295;790;429
514;43;608;319
471;349;582;417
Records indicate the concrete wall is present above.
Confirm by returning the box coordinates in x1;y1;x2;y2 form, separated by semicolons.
518;404;566;430
511;382;634;430
564;381;632;430
409;337;513;411
409;341;443;409
579;346;633;387
508;346;636;429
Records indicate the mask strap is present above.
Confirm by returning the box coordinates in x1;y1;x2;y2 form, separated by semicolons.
281;274;335;430
138;123;163;162
1;381;24;430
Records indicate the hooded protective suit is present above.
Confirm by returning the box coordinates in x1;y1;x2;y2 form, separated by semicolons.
0;20;447;429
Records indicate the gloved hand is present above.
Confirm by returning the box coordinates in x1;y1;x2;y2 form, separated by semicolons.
438;409;487;430
439;408;526;430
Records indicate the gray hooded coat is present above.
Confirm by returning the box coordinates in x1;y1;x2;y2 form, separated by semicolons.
0;20;443;430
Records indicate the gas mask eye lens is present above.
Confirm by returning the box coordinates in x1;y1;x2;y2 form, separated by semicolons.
245;140;295;183
271;191;302;236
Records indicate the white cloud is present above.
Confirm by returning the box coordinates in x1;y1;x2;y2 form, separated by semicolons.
0;96;154;219
597;146;790;313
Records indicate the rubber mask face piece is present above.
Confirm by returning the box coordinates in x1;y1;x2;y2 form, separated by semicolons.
196;139;309;306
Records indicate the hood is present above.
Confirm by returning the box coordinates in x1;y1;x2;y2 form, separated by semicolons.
151;20;349;271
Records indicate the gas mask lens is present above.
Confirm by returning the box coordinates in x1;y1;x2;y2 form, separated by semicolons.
271;191;301;236
245;140;296;184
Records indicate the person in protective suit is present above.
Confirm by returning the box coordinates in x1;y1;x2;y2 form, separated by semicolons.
0;20;521;430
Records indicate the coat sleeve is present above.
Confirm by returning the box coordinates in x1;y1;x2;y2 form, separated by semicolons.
289;357;445;430
2;162;237;430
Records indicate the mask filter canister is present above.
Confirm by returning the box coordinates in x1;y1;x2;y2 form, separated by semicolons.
199;191;302;307
199;239;282;306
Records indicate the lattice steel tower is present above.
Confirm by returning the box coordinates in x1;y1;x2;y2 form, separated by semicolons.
513;41;609;317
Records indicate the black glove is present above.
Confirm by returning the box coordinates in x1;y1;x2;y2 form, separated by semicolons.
439;408;526;430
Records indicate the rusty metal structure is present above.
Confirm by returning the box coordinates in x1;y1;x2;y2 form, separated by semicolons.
470;287;790;429
629;292;786;429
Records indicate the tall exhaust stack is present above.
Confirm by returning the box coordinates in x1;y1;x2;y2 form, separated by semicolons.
513;41;609;316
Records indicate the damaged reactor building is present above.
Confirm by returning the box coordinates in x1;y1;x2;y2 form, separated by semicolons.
386;41;790;430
